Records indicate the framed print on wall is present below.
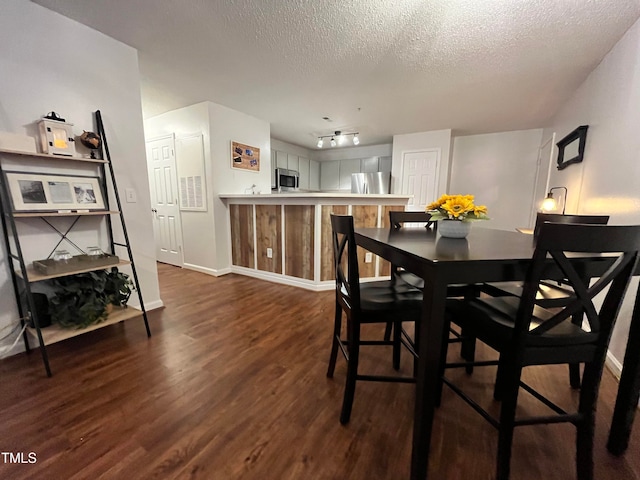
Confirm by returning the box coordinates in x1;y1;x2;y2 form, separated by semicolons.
556;125;588;170
231;141;260;172
4;171;106;212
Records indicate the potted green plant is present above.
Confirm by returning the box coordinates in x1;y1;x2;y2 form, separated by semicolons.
48;268;134;329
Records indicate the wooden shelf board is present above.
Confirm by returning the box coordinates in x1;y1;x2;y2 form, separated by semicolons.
18;259;132;283
13;210;119;218
27;306;143;346
0;148;107;163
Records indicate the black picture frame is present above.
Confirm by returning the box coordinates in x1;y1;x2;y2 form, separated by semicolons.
556;125;588;170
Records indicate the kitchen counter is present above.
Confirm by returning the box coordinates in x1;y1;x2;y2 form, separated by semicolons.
221;193;412;290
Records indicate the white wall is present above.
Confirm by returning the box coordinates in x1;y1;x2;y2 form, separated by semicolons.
451;129;543;231
543;17;640;367
145;101;271;274
391;130;452;196
145;102;216;272
210;103;271;271
0;1;161;356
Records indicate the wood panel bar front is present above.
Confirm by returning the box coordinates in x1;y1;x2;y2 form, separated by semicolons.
379;205;405;276
255;204;282;273
352;205;379;278
230;204;254;268
284;205;315;280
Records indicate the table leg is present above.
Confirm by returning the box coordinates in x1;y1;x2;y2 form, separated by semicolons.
607;284;640;455
411;278;448;480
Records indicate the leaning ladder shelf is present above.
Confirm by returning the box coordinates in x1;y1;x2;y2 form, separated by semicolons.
0;110;151;376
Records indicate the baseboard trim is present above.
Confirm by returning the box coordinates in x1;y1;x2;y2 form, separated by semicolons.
230;266;334;291
183;263;232;277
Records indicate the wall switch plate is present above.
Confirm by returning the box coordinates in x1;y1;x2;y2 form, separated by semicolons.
266;247;273;258
365;252;373;263
125;188;137;203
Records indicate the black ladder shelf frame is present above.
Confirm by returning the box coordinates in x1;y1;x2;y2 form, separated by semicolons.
0;110;151;377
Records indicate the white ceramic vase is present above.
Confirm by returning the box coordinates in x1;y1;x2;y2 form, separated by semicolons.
438;219;471;239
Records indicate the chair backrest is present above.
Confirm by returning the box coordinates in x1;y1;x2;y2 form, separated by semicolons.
514;223;640;358
533;212;609;239
389;210;436;230
330;214;361;317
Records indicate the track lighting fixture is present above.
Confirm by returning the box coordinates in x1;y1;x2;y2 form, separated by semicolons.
316;130;360;148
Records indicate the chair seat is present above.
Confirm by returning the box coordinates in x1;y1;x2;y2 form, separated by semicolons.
447;296;598;347
358;280;423;320
482;280;576;308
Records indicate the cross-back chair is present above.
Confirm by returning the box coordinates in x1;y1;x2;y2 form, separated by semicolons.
440;222;640;480
327;214;423;424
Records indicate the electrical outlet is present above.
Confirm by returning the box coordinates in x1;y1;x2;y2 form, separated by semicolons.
365;252;373;263
266;247;273;258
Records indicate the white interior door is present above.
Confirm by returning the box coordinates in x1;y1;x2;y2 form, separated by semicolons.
400;150;440;211
146;135;184;266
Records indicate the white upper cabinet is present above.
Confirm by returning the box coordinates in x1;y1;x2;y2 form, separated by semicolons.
379;156;392;173
298;157;310;190
276;150;288;169
310;160;320;191
361;157;378;173
339;159;361;190
320;160;340;191
287;153;299;172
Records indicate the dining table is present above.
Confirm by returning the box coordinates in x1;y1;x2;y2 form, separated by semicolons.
354;225;640;480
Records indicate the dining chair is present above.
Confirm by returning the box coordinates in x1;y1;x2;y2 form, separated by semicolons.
439;222;640;480
386;210;479;372
482;213;611;307
327;214;423;424
481;213;610;387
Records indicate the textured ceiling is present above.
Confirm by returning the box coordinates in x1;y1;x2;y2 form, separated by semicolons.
32;0;640;149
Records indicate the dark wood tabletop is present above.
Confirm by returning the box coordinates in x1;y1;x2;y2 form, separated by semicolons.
354;225;639;480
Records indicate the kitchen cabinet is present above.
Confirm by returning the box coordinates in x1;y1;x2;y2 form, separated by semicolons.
361;157;378;173
298;157;310;190
276;150;288;169
379;156;392;173
287;153;299;172
320;160;340;191
309;159;320;191
339;159;361;190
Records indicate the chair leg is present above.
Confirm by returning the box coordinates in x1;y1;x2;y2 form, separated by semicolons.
384;321;393;341
569;363;582;389
327;302;342;378
496;364;522;480
393;321;401;371
494;354;507;401
435;319;451;407
576;362;601;480
460;326;476;374
340;318;360;424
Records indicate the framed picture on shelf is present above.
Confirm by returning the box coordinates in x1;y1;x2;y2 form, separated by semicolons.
230;141;260;172
4;171;106;212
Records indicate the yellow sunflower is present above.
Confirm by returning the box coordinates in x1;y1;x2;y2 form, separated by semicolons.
442;195;475;218
473;205;488;217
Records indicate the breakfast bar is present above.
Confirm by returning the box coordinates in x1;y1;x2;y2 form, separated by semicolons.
219;193;411;290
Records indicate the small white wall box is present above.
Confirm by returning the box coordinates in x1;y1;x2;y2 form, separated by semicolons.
37;112;76;156
0;132;37;153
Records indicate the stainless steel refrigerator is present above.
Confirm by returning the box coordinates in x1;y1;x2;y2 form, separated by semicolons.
351;172;390;194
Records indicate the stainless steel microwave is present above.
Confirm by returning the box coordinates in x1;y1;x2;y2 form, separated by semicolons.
274;168;299;191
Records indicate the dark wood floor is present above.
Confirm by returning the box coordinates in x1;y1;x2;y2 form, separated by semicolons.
0;263;638;479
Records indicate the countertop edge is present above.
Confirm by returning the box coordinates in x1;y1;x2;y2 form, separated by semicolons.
219;193;412;199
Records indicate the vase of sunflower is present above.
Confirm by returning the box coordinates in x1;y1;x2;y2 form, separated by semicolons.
426;194;489;238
